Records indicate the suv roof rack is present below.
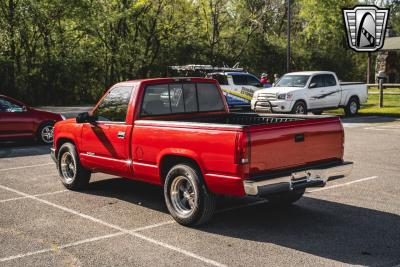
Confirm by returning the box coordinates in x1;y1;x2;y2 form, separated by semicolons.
169;64;245;73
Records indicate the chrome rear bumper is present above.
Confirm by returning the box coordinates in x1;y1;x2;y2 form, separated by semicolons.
244;161;353;196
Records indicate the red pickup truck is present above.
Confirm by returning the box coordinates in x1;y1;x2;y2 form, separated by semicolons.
51;77;353;226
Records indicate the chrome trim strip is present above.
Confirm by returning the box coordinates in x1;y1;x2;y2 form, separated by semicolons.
205;173;242;180
80;153;131;164
132;161;158;168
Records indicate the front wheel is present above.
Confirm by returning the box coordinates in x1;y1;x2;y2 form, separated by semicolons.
57;143;91;190
291;101;307;115
164;164;216;226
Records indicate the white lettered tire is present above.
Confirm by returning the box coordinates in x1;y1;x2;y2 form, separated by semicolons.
164;164;216;226
57;143;91;190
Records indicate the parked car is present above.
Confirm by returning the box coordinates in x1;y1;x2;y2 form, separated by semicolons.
51;77;353;226
251;71;368;116
206;72;264;108
0;95;64;144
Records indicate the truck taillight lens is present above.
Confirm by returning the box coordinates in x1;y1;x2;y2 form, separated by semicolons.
235;132;251;164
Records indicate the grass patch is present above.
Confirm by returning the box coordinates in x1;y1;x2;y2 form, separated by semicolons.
326;94;400;117
368;87;400;93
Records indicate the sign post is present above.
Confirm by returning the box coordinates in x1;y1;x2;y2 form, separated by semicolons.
377;71;386;108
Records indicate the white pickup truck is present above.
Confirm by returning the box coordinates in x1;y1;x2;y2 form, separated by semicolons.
251;71;368;116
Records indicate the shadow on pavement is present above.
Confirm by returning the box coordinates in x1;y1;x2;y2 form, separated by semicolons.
0;141;51;158
84;177;400;266
205;196;400;266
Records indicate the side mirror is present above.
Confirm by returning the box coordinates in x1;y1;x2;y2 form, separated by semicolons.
309;82;317;89
76;112;97;124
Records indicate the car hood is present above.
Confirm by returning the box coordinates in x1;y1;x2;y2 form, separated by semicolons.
256;87;302;95
30;108;64;121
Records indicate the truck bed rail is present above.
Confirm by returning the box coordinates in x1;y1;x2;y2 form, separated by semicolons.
226;114;302;125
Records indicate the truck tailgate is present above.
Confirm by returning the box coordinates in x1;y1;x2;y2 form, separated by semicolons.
246;117;344;175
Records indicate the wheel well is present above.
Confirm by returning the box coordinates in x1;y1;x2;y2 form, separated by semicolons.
159;155;201;184
348;95;360;105
293;99;307;108
56;138;76;155
36;120;55;133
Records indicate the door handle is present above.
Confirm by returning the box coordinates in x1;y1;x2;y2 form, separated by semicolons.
117;131;125;139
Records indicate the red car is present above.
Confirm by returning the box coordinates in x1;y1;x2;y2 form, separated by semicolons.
51;78;352;226
0;95;64;144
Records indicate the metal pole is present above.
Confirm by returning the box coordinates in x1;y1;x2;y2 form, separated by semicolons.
367;52;371;84
287;0;291;73
379;78;384;108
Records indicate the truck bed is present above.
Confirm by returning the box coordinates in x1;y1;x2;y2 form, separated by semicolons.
138;112;343;177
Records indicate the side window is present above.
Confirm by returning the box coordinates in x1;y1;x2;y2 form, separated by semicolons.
246;75;261;86
93;86;133;122
197;83;225;111
0;98;24;112
232;75;248;85
324;74;337;86
309;75;324;88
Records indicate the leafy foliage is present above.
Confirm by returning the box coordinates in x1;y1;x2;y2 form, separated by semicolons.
0;0;398;105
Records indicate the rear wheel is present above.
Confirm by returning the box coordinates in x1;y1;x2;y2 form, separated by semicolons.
164;164;216;226
344;97;359;116
266;189;305;206
37;122;54;144
291;101;307;115
57;143;91;190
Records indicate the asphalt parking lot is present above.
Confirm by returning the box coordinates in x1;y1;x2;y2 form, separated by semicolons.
1;115;400;267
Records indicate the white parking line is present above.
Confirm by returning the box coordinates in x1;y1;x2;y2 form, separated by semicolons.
0;184;226;267
0;163;53;172
0;199;271;264
0;221;175;263
307;176;378;193
0;175;378;265
0;190;68;203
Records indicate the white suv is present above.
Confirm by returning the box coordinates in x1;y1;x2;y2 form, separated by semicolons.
251;71;368;116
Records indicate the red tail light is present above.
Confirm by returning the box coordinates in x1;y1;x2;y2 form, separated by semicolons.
235;132;251;164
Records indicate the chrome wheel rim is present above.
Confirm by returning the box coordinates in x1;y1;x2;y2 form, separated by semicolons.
41;125;54;144
170;176;197;217
295;104;305;114
60;152;76;184
350;101;358;114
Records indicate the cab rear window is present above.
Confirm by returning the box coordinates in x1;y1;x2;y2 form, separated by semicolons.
141;82;224;116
